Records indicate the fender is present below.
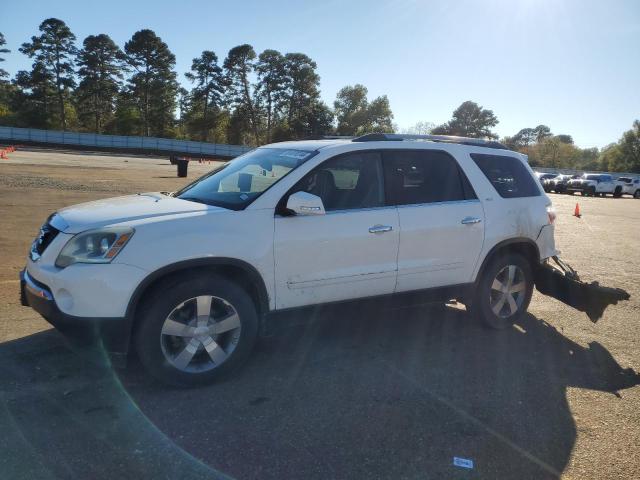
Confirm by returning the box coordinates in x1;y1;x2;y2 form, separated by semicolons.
474;237;541;283
124;257;270;329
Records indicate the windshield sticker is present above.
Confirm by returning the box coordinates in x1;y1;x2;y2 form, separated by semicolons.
278;150;309;159
239;193;249;200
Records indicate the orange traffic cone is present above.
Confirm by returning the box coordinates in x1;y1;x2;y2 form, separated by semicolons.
574;203;581;218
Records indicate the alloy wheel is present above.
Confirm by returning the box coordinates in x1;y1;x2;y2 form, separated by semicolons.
160;295;242;373
489;265;527;318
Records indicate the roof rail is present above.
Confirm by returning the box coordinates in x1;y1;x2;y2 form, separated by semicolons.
352;133;508;150
303;135;355;140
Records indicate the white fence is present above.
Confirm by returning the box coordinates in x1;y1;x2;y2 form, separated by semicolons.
0;126;252;158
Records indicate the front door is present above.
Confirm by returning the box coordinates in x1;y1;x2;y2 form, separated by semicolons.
274;151;399;310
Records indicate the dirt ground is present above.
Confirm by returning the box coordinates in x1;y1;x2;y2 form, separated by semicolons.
0;147;638;479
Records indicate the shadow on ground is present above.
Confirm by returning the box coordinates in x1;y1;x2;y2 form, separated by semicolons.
1;302;638;479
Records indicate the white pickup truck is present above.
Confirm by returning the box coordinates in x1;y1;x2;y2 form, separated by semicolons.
566;173;624;197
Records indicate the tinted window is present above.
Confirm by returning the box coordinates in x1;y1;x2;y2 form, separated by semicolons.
383;150;472;205
470;153;540;198
291;151;384;211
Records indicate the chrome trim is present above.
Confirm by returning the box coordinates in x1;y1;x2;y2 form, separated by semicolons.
325;205;397;215
461;216;482;225
323;199;481;215
23;271;54;301
395;199;481;209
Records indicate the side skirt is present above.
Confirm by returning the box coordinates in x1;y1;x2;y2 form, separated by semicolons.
261;283;473;335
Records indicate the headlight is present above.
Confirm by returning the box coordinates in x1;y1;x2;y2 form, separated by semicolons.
55;227;134;268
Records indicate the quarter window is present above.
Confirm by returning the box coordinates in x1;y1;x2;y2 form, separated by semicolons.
383;150;473;205
470;153;540;198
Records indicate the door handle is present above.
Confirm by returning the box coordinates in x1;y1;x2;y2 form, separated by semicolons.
369;224;393;234
461;217;482;225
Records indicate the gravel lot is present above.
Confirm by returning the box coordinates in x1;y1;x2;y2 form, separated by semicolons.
0;148;638;479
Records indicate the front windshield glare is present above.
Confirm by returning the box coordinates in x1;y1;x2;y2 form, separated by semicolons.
176;148;314;209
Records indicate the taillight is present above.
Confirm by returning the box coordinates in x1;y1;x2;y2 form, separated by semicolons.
546;205;556;225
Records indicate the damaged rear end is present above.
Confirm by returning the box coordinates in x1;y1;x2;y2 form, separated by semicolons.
534;256;630;322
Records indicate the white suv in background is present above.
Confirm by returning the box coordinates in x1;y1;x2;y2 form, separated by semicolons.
21;134;558;386
616;177;640;198
567;173;621;197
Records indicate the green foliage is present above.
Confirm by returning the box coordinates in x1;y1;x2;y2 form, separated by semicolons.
184;50;226;141
5;16;634;162
255;49;286;143
224;44;260;144
334;84;393;135
0;32;10;80
76;34;124;133
19;18;77;130
601;120;640;173
432;101;498;138
124;29;178;137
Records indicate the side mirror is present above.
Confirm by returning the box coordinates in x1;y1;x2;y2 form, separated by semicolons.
286;191;325;216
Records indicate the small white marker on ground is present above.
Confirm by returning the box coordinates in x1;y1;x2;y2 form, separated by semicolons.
453;457;474;469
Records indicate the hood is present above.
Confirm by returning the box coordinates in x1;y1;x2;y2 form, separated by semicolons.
53;193;222;233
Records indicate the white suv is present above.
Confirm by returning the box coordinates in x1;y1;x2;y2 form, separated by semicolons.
21;134;558;386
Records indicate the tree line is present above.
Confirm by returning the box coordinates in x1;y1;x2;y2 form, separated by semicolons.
403;101;640;173
0;19;393;145
0;19;638;172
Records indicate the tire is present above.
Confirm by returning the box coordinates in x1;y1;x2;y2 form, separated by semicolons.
634;190;640;199
135;274;259;387
469;253;534;330
613;187;622;198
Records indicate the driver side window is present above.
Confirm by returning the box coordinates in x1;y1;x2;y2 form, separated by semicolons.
291;152;384;211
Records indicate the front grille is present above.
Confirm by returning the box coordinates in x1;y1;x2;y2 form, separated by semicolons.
30;222;59;261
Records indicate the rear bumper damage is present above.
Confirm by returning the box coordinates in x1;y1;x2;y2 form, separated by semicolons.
534;257;630;322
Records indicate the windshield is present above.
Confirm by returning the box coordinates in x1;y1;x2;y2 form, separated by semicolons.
176;148;316;209
585;174;601;181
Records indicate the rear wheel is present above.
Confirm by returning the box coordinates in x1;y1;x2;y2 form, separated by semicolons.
470;253;534;329
135;274;259;386
634;190;640;199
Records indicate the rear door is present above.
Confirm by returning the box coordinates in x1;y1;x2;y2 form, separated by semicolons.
274;151;399;310
383;149;484;292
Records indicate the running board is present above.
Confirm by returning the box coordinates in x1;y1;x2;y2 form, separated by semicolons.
534;256;630;323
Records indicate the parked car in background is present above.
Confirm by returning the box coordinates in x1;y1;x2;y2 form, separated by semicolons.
566;173;622;197
535;172;558;188
616;177;640;198
544;174;581;194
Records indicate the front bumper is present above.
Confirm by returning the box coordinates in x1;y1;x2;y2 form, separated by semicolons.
20;269;129;364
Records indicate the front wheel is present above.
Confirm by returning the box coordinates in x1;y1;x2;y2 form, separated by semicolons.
135;274;259;386
469;253;534;329
634;190;640;199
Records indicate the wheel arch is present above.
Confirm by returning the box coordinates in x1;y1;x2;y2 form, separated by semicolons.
475;238;541;284
124;258;270;352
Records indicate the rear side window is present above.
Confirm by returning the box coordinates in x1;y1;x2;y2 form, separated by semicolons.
470;153;540;198
383;150;475;205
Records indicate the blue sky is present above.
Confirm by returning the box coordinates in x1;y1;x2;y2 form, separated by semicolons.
2;0;638;147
